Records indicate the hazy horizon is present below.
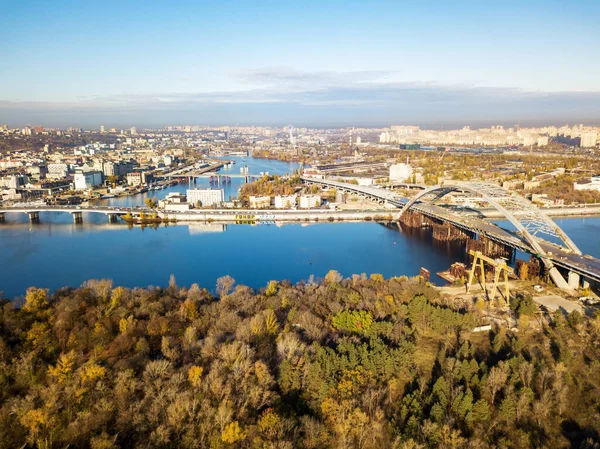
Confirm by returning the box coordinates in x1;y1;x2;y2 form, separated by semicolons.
2;0;599;128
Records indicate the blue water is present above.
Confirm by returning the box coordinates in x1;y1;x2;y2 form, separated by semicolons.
0;219;464;299
495;217;600;262
1;154;599;299
98;155;300;207
551;217;600;257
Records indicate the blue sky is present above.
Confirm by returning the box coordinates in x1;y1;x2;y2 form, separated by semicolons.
1;0;599;128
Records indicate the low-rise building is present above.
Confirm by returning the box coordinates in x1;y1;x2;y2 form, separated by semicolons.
27;165;47;180
523;180;541;190
0;174;28;189
502;180;522;190
127;171;153;186
299;195;322;208
164;203;192;211
47;163;69;179
531;193;564;206
187;188;224;207
1;188;22;201
274;195;296;209
158;193;187;209
249;195;271;208
574;175;600;192
74;171;103;190
103;161;134;177
389;163;413;183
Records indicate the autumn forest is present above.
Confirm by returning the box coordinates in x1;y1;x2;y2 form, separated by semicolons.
0;273;599;448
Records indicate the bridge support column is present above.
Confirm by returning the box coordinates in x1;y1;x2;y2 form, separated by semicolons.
568;271;581;290
0;213;4;223
108;213;119;223
72;212;83;224
28;211;39;223
548;266;574;293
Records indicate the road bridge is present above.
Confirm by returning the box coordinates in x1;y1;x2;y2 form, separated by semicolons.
301;176;600;290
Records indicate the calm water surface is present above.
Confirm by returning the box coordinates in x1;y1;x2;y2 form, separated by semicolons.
0;219;468;298
97;155;300;207
1;216;598;299
1;155;599;298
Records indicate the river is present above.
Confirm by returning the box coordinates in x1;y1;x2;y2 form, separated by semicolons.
97;155;300;207
1;157;599;299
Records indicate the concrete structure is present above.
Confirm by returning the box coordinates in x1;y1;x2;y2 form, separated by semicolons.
299;195;322;208
187;188;224;207
389;163;413;183
74;171;103;190
249;196;271;208
274;195;296;209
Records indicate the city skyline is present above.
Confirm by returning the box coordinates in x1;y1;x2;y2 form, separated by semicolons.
1;0;599;127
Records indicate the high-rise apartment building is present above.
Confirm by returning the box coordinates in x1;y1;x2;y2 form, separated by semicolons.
581;132;598;148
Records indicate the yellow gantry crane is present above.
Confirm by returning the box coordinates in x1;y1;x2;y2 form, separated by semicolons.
467;250;514;304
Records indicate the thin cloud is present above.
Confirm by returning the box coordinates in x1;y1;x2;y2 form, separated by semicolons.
0;72;599;127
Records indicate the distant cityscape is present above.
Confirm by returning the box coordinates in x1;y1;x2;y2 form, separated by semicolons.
3;122;598;148
1;121;599;208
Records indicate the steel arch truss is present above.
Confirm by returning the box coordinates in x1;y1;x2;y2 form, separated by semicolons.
400;182;582;256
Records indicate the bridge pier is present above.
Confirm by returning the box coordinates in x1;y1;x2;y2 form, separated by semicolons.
28;211;40;223
108;213;119;224
548;266;573;292
72;212;83;224
0;213;4;223
568;271;581;290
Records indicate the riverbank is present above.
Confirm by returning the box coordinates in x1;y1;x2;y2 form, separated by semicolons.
153;209;394;223
137;203;600;224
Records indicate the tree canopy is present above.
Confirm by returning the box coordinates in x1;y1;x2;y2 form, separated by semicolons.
0;276;599;448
